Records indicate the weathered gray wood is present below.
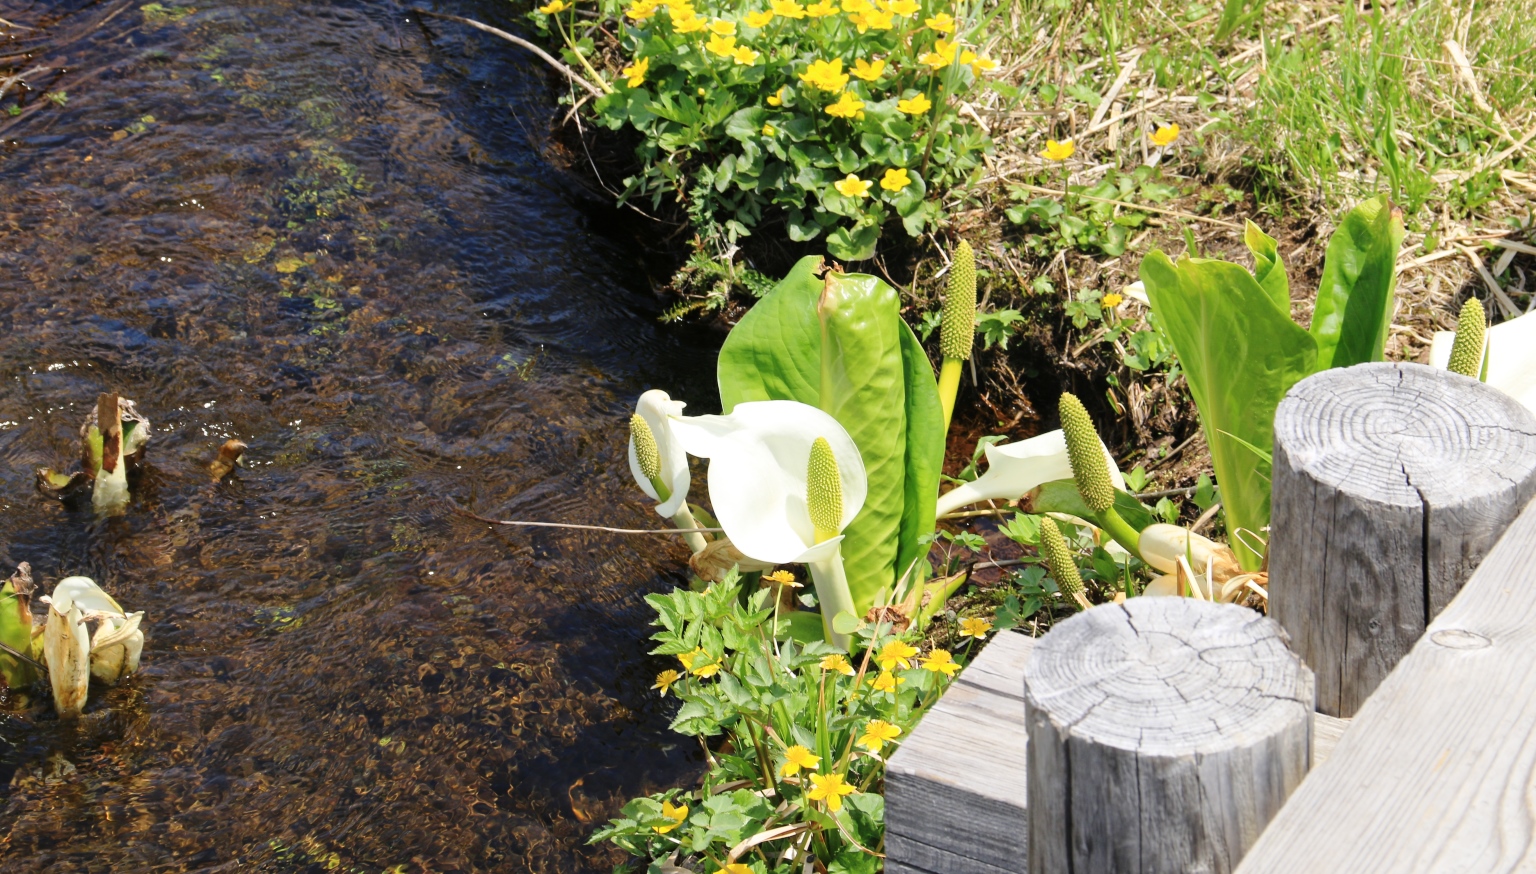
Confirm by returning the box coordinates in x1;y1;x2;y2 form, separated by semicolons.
1237;493;1536;873
886;631;1034;874
1311;712;1348;770
1025;598;1313;874
1271;362;1536;716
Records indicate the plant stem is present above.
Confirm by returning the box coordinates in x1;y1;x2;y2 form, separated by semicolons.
936;356;962;433
808;552;855;650
1094;505;1142;560
669;505;709;553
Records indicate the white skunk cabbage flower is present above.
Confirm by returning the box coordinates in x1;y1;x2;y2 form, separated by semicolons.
672;401;866;648
1429;309;1536;413
628;390;707;553
671;401;866;565
1138;524;1265;604
42;576;144;717
935;429;1126;518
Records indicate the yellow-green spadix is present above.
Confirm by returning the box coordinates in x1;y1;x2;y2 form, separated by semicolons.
670;401;866;565
935;429;1125;517
42;576;144;717
1446;297;1486;378
1430;308;1536;412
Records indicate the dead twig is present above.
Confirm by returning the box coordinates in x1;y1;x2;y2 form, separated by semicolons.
413;9;608;100
443;497;721;536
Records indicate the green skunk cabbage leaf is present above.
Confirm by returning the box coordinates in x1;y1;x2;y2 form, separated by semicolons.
1245;220;1290;313
0;578;35;689
1021;479;1157;532
1310;194;1405;369
718;257;943;612
1140;251;1318;570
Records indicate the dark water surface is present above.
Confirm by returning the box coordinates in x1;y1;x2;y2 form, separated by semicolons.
0;0;714;869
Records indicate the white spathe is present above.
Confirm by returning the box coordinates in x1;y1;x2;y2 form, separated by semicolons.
627;389;693;518
671;401;867;565
935;429;1127;517
43;576;144;715
1429;309;1536;413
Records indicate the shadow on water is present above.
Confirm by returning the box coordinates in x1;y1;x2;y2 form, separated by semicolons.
0;0;717;870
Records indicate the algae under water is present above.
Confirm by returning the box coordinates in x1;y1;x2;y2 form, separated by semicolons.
0;0;716;869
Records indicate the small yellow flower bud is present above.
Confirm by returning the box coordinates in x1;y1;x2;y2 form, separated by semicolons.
807;436;843;543
1039;517;1085;601
1448;297;1486;378
1060;392;1114;514
631;413;662;481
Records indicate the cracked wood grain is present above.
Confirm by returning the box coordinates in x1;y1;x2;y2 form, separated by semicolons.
1024;599;1313;874
1270;362;1536;716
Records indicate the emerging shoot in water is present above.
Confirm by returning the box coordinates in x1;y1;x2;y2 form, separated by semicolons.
1060;392;1141;558
937;240;976;433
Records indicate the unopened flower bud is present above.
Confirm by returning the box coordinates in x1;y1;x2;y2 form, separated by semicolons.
1060;392;1114;514
807;436;843;543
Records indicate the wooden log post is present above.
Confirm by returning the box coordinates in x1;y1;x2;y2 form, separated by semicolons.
1025;598;1314;874
1270;362;1536;717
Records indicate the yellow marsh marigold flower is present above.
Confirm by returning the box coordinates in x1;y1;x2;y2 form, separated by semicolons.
884;0;919;14
806;0;839;15
958;616;993;638
924;12;955;31
1040;138;1075;161
762;123;775;135
842;0;875;11
678;647;707;670
971;55;999;75
1150;123;1180;146
876;638;918;670
849;9;893;30
765;569;801;587
859;719;902;750
626;0;661;20
538;0;569;12
800;58;849;91
656;800;688;833
852;57;885;81
653;669;681;696
921;648;961;677
705;33;737;56
807;772;857;812
673;12;707;32
1102;292;1124;308
733;46;761;64
920;39;958;69
714;865;753;874
880;167;911;192
767;85;788;106
622;56;650;88
896;92;931;115
825;91;864;119
772;0;807;17
709;18;737;35
780;744;821;776
821;653;855;675
691;655;722;677
745;9;775;26
871;670;905;692
834;173;872;197
959;49;977;66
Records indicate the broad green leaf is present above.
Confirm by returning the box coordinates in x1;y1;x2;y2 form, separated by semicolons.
1141;251;1318;569
717;258;939;612
1310;195;1405;369
0;579;35;689
1021;479;1157;532
895;320;943;593
1244;220;1289;313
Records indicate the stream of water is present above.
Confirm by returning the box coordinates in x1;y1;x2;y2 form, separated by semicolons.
0;1;714;869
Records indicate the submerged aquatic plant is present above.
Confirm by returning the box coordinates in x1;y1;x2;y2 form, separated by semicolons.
36;393;151;515
0;564;39;691
40;576;144;717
